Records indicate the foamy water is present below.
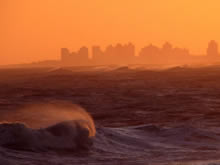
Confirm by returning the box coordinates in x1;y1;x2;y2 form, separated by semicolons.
1;124;220;164
1;103;220;165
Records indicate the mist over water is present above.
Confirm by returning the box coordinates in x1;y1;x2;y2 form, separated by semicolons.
1;102;96;136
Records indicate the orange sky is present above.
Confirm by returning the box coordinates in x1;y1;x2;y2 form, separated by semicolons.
1;0;220;65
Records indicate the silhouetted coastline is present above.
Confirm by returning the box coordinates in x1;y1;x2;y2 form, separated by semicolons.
2;40;220;68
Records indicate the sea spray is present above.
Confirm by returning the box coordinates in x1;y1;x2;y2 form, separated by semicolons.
0;102;96;152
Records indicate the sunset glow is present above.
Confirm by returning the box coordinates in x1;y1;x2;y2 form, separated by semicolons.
1;0;220;64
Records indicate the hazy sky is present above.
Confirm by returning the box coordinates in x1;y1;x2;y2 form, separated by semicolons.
1;0;220;64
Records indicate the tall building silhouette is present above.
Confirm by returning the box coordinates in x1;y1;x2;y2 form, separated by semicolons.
139;44;160;63
91;43;135;65
61;47;89;66
61;48;70;62
92;46;104;64
207;40;219;59
162;42;173;56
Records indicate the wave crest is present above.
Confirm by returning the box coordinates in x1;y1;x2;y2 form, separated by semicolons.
0;102;96;152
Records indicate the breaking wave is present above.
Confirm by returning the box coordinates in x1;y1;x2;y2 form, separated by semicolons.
0;102;96;152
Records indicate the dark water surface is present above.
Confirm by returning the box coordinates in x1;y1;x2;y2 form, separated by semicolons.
1;66;220;164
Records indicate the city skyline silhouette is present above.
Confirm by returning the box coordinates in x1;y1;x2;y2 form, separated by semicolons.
60;40;220;66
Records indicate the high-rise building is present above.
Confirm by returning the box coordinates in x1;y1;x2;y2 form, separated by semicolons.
61;48;70;62
207;40;219;58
